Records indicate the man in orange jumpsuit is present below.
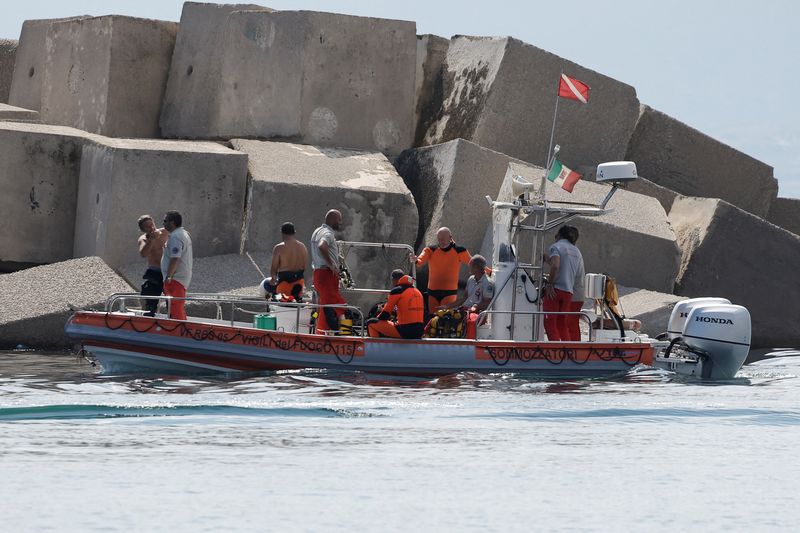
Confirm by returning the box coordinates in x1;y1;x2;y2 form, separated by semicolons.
410;227;473;312
367;270;425;339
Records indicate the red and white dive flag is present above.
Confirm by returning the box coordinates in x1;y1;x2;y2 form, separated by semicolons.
547;159;582;192
558;74;590;103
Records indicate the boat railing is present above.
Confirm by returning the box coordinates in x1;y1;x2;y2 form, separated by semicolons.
476;309;596;342
104;292;367;336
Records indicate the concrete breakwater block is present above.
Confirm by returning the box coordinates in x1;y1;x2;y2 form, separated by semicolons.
420;36;641;171
0;39;17;103
413;34;449;146
486;162;681;293
233;139;418;292
72;137;249;269
623;175;680;214
767;197;800;237
159;2;272;140
626;105;777;218
39;16;177;137
162;9;417;155
0;122;99;265
616;285;686;337
8;17;90;112
669;196;800;347
0;103;40;122
395;139;528;255
0;257;133;349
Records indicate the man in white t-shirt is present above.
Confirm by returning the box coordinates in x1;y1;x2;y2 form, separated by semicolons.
160;210;193;320
310;209;347;332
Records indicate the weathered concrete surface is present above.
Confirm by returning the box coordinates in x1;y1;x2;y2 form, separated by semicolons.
73;138;249;269
617;285;686;337
40;16;177;137
0;39;17;103
0;122;98;264
0;103;40;121
624;175;680;214
413;34;448;146
767;197;800;236
626;105;777;218
421;36;641;171
8;17;90;112
395;139;526;254
0;257;133;349
160;2;272;139
486;162;681;293
164;9;417;155
669;196;800;347
233;139;418;292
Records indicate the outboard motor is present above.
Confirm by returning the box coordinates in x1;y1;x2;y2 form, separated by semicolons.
667;297;731;340
681;304;751;380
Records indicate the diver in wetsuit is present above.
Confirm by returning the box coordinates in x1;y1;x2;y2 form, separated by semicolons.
410;227;473;313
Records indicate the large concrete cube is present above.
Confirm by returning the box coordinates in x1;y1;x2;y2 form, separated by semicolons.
767;197;800;236
624;175;680;214
8;17;90;111
163;9;417;155
488;163;682;293
40;16;177;137
0;39;17;103
73;138;249;269
159;2;272;139
669;196;800;347
395;139;526;254
0;257;133;349
413;34;449;146
421;36;641;171
233;139;418;292
0;122;98;265
626;105;777;217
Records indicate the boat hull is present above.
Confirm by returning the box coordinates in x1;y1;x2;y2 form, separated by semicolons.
66;312;654;377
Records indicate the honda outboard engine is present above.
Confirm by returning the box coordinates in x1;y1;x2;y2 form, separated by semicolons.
667;297;731;340
681;304;751;379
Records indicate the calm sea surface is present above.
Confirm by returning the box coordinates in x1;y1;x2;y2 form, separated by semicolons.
1;349;799;532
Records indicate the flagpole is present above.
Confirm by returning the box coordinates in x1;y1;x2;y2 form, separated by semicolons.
539;71;562;197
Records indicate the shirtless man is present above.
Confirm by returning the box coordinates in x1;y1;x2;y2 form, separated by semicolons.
268;222;309;301
137;214;169;316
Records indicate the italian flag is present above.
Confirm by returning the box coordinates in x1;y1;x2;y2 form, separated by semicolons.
547;159;582;192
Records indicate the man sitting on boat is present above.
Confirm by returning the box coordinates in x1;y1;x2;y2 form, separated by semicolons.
267;222;308;302
367;270;425;339
434;254;494;338
410;227;473;313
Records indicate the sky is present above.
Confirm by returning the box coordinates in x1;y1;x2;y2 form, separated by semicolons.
2;0;798;198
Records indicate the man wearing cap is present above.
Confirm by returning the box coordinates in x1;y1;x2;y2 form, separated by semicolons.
268;222;308;301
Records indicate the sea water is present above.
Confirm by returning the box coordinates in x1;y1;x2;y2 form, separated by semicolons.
1;350;799;532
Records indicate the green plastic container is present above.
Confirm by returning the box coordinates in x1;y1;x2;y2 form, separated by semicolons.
253;313;277;330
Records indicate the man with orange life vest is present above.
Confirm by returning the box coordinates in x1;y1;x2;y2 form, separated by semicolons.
410;227;473;312
367;270;425;339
